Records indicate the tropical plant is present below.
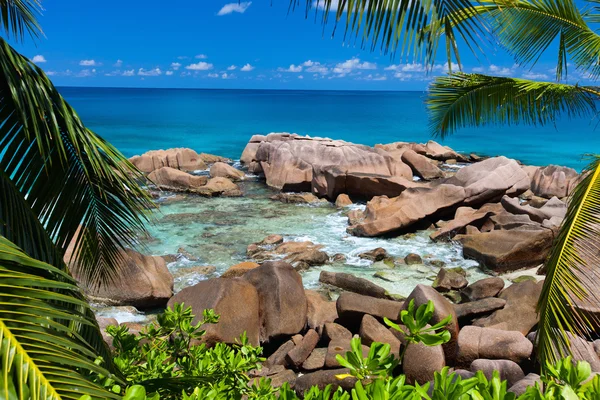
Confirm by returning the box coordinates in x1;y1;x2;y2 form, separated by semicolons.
0;1;154;398
301;0;600;368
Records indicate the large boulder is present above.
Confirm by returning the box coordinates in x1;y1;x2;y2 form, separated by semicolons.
401;149;444;180
241;261;307;342
462;277;505;301
508;374;542;396
130;148;207;173
336;292;403;328
455;297;507;322
403;341;445;384
473;280;544;335
455;228;555;273
403;285;459;364
527;165;579;199
209;162;245;181
446;157;530;206
196;177;242;197
359;314;401;356
348;184;467;236
72;249;173;309
148;167;208;192
430;204;503;241
220;261;260;278
240;133;412;198
167;278;260;346
457;326;533;366
471;359;525;387
305;290;338;333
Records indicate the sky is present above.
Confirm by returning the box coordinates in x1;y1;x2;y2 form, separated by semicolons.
9;0;587;90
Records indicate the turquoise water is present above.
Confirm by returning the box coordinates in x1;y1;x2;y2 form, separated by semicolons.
60;87;600;171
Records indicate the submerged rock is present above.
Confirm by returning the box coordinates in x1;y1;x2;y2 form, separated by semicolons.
270;192;327;204
196;177;242;197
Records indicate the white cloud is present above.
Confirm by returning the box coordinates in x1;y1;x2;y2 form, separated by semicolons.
488;64;514;76
46;71;57;76
138;67;162;76
171;62;182;70
76;68;96;78
195;54;208;59
394;72;413;81
240;63;255;71
385;63;427;72
79;59;98;66
122;69;135;77
32;55;46;63
302;60;315;67
114;59;123;67
363;74;387;81
221;72;235;79
166;71;174;76
217;2;252;16
279;64;303;73
208;73;219;78
185;62;214;70
227;65;237;70
304;61;329;75
333;58;376;74
298;75;304;79
522;72;549;80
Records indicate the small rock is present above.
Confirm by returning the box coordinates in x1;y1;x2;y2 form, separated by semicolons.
306;290;338;333
265;340;295;367
336;292;403;329
209;162;245;181
457;326;533;367
335;194;353;207
320;271;391;299
470;359;525;387
462;277;505;301
267;369;297;388
271;192;327;204
432;268;469;292
455;297;507;321
286;329;320;368
332;253;347;263
325;339;370;368
359;314;401;356
261;234;284;245
323;322;352;343
405;253;423;265
508;374;542;396
302;348;327;371
359;247;389;262
443;290;463;304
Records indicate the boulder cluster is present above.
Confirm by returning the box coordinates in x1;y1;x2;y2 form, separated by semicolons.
96;259;600;397
130;148;243;196
241;133;579;273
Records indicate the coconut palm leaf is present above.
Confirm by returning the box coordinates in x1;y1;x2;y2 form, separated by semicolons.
536;156;600;366
298;0;487;68
0;36;154;287
0;234;120;399
0;0;42;41
427;72;600;137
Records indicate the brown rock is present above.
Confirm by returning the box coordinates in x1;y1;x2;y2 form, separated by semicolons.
405;253;423;265
148;167;208;192
265;340;295;367
302;348;327;371
294;368;356;396
220;261;260;278
268;369;297;388
359;314;401;356
470;359;525;387
455;297;507;321
456;229;554;273
462;277;505;301
130;148;206;173
430;204;503;241
336;292;403;328
261;234;284;245
358;247;389;262
508;374;542;396
167;278;260;345
196;177;242;197
501;195;552;223
241;261;307;342
401;149;445;180
199;153;231;164
286;329;320;368
72;249;173;309
403;341;446;384
423;140;468;162
473;280;543;335
209;162;245;181
565;332;600;372
306;290;338;333
323;322;352;342
528;165;579;199
270;192;327;204
432;268;468;292
404;284;459;365
320;271;390;299
335;194;353;207
325;339;370;368
457;326;533;367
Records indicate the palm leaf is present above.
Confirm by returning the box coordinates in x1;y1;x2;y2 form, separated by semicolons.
0;0;42;41
0;37;154;287
0;235;120;399
297;0;487;67
427;72;600;137
536;156;600;366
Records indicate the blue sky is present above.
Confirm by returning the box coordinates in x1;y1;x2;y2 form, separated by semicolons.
9;0;582;90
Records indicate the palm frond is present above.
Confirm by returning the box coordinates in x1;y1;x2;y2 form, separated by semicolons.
471;0;600;80
0;0;43;41
536;156;600;367
0;37;154;287
0;235;120;399
427;72;600;137
296;0;487;67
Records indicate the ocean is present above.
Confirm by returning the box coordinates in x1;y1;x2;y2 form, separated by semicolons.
59;86;600;171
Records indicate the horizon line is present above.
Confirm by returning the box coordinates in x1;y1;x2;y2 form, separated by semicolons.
55;85;428;93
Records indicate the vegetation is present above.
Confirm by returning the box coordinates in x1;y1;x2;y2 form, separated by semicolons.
304;0;600;368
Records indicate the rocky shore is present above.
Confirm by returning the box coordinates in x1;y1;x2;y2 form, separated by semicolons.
80;133;589;397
